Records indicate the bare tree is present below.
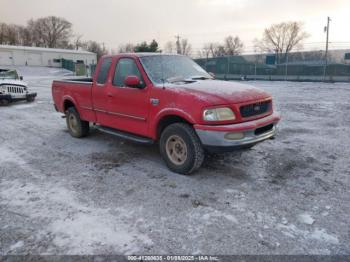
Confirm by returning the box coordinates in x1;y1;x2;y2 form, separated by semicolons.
179;39;192;56
28;16;72;48
224;36;244;55
164;41;176;54
26;19;41;46
256;21;309;63
196;45;211;59
0;23;25;45
17;26;32;46
206;42;226;57
201;37;244;58
82;41;107;60
0;23;7;44
73;34;84;50
165;38;192;56
118;43;135;53
200;43;213;59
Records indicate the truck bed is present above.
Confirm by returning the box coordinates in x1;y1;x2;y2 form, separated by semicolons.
54;78;93;84
52;77;96;122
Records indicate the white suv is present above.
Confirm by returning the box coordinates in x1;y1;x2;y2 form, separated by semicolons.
0;69;37;106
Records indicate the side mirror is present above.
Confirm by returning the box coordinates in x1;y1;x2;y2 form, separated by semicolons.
124;75;141;88
19;76;23;80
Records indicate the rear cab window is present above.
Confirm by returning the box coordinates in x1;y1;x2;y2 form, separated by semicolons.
96;58;112;85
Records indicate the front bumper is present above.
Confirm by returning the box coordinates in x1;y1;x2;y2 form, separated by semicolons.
194;113;280;153
26;92;37;100
0;92;37;102
0;94;12;101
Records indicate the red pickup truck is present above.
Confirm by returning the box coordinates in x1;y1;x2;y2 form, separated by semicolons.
52;53;280;174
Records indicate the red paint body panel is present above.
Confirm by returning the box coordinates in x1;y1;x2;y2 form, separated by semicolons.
52;81;96;122
52;54;280;141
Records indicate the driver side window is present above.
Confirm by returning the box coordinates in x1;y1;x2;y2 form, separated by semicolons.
113;58;145;88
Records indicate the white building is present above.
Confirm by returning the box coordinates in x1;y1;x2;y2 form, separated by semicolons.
0;45;97;67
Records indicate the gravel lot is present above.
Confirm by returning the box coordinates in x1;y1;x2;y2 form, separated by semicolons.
1;67;349;255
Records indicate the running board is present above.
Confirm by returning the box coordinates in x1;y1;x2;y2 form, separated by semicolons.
96;126;154;145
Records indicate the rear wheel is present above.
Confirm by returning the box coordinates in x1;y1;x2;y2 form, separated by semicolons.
66;107;89;138
160;123;204;175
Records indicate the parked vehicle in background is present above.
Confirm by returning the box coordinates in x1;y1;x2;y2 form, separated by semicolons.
0;69;37;106
52;53;280;174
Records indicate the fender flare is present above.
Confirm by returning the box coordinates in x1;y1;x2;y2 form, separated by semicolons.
62;95;78;113
151;108;196;139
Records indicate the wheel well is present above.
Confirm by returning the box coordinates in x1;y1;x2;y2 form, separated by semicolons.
157;115;191;139
63;100;75;112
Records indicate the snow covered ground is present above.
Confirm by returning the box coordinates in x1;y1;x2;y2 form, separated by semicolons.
0;67;349;255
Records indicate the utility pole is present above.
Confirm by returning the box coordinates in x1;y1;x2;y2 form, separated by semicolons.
102;42;106;55
323;17;331;81
175;35;181;54
285;53;289;81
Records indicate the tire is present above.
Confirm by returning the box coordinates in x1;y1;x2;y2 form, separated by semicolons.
26;96;35;102
66;107;89;138
0;99;9;106
240;144;255;150
159;123;204;175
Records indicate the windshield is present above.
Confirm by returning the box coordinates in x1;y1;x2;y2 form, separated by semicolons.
140;55;211;85
0;70;19;80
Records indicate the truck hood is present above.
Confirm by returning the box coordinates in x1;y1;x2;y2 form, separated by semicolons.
0;79;27;86
167;80;270;105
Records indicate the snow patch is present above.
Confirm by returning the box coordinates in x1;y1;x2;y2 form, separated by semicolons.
51;212;136;253
298;213;315;225
194;207;238;224
10;103;37;110
9;241;24;251
309;229;339;245
277;224;339;245
0;180;152;254
277;224;305;239
0;146;26;166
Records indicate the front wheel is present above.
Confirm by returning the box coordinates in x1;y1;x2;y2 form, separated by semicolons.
66;107;89;138
160;123;204;175
0;99;9;106
26;96;35;102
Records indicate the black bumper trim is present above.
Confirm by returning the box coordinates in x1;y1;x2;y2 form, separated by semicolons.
0;92;37;102
26;92;37;98
204;144;258;153
0;94;12;101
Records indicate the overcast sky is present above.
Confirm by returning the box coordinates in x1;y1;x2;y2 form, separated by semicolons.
1;0;350;53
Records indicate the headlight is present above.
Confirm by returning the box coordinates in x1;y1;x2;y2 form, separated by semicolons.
203;107;235;121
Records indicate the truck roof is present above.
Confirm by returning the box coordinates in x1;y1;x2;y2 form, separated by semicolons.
102;53;184;59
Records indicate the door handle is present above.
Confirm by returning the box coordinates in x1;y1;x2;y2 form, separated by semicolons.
107;93;114;97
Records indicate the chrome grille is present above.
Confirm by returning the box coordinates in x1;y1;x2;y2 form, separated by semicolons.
240;101;271;118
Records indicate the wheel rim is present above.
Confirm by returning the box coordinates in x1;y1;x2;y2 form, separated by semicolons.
165;135;188;165
68;114;79;134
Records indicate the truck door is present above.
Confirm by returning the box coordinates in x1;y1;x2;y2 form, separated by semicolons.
91;57;113;125
106;57;150;137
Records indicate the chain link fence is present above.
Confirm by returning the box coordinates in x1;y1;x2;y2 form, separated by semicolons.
195;51;350;82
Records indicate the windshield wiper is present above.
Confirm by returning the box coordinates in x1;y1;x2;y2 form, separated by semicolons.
166;76;194;84
189;75;212;80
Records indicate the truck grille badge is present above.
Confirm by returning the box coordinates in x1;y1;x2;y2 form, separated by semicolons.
150;98;159;106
